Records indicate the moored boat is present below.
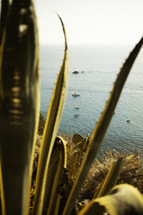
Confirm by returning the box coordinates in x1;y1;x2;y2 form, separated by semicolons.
72;93;80;97
74;113;79;117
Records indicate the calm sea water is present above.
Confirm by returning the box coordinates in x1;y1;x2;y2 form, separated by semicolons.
40;44;143;153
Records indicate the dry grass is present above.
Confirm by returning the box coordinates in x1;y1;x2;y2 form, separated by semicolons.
64;135;143;193
32;133;143;214
64;134;143;213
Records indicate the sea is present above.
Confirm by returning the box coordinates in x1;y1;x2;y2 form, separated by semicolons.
40;43;143;153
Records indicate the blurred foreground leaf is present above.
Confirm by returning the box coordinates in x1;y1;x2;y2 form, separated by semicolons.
0;0;39;214
79;184;143;215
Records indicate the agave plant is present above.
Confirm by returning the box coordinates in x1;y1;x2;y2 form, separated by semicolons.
0;0;39;214
0;0;143;215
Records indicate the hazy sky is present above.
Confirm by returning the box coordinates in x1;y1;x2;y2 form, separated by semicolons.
35;0;143;45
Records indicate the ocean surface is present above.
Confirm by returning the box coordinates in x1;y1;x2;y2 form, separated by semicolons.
40;43;143;153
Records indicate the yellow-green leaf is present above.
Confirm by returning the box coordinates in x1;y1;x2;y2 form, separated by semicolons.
32;15;68;215
94;155;134;198
46;136;67;215
79;184;143;215
72;133;84;144
78;201;105;215
0;0;9;45
0;1;39;214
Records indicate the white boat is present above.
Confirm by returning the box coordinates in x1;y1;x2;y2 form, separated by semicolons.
75;106;79;109
72;93;80;97
74;113;79;117
126;119;131;123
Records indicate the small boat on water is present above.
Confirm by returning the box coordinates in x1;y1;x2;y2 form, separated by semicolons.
72;93;80;97
126;119;131;123
72;71;79;74
74;113;79;117
75;106;79;109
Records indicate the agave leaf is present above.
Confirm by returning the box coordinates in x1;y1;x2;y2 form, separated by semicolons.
55;195;62;215
32;15;68;215
0;161;5;215
0;1;39;214
0;0;9;45
78;200;105;215
93;180;104;200
94;155;134;198
72;133;84;144
80;184;143;215
63;37;143;215
98;184;143;215
73;135;89;153
33;136;66;215
45;136;67;215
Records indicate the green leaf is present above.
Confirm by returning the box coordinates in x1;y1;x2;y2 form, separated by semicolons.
93;180;104;200
0;0;9;45
94;155;134;198
72;136;89;154
78;200;105;215
0;161;6;215
45;136;67;215
32;15;68;215
63;37;143;215
72;133;84;144
80;184;143;215
0;1;39;214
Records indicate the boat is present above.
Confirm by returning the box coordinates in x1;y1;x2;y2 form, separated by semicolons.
126;119;131;123
72;93;80;97
75;106;79;109
74;113;79;117
72;71;79;74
